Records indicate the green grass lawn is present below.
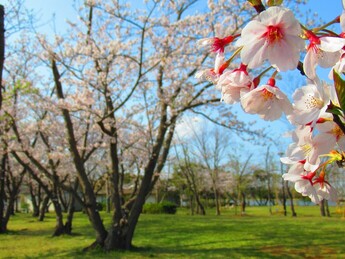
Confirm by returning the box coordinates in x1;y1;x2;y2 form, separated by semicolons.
0;205;344;258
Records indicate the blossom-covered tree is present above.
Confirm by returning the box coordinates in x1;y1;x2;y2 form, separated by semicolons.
31;0;268;250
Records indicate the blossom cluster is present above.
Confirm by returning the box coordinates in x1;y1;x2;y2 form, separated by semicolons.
196;0;345;203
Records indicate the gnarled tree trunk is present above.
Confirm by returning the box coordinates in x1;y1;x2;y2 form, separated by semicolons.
38;195;49;221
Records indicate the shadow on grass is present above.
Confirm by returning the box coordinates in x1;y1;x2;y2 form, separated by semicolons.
16;245;279;259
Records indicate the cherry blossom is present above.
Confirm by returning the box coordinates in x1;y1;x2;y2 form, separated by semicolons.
329;51;345;80
282;166;320;204
303;31;345;80
289;80;330;126
197;35;237;53
195;52;227;84
280;125;321;171
217;63;253;104
235;6;304;71
240;78;292;121
313;171;338;202
195;1;345;204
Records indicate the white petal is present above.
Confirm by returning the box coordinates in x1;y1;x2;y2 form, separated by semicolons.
320;37;345;52
318;51;341;68
303;48;319;79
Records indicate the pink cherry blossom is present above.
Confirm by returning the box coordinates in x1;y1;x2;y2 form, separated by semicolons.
283;166;320;204
217;63;253;104
280;125;320;171
197;35;237;53
195;52;228;84
289;81;330;126
313;171;338;202
313;120;345;152
303;31;345;79
240;78;292;121
236;6;304;71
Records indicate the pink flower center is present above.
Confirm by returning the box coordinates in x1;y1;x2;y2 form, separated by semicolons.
301;171;316;185
211;36;235;53
313;171;330;189
264;25;283;44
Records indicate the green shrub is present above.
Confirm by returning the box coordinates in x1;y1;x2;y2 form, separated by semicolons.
142;201;177;214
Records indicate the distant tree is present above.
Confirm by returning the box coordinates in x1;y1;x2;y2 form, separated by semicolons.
174;144;206;215
228;152;253;215
191;126;229;215
251;168;270;206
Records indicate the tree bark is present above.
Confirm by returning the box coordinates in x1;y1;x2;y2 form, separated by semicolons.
38;195;49;221
285;181;297;217
29;184;40;217
64;194;75;235
195;193;206;215
241;192;246;215
52;59;107;246
0;153;7;233
325;200;331;217
320;200;325;216
3;168;25;231
189;195;194;215
51;196;65;236
64;180;78;235
214;187;220;216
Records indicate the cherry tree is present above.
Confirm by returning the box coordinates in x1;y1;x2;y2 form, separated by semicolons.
28;0;271;250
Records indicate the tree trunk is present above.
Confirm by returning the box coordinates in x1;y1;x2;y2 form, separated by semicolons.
38;196;49;221
51;198;65;236
281;178;287;217
195;193;205;215
189;195;194;215
0;153;7;233
64;194;75;235
3;193;15;232
320;200;325;216
285;181;297;217
325;200;331;217
64;180;79;234
104;209;129;250
29;184;40;217
52;59;108;247
241;192;246;215
214;188;221;216
2;168;25;233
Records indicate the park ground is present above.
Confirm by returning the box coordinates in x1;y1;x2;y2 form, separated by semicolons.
0;206;344;258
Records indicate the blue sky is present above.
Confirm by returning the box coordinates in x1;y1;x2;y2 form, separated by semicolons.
308;0;342;21
10;0;343;34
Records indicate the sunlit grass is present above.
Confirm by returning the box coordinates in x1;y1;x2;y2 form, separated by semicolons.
0;205;344;258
